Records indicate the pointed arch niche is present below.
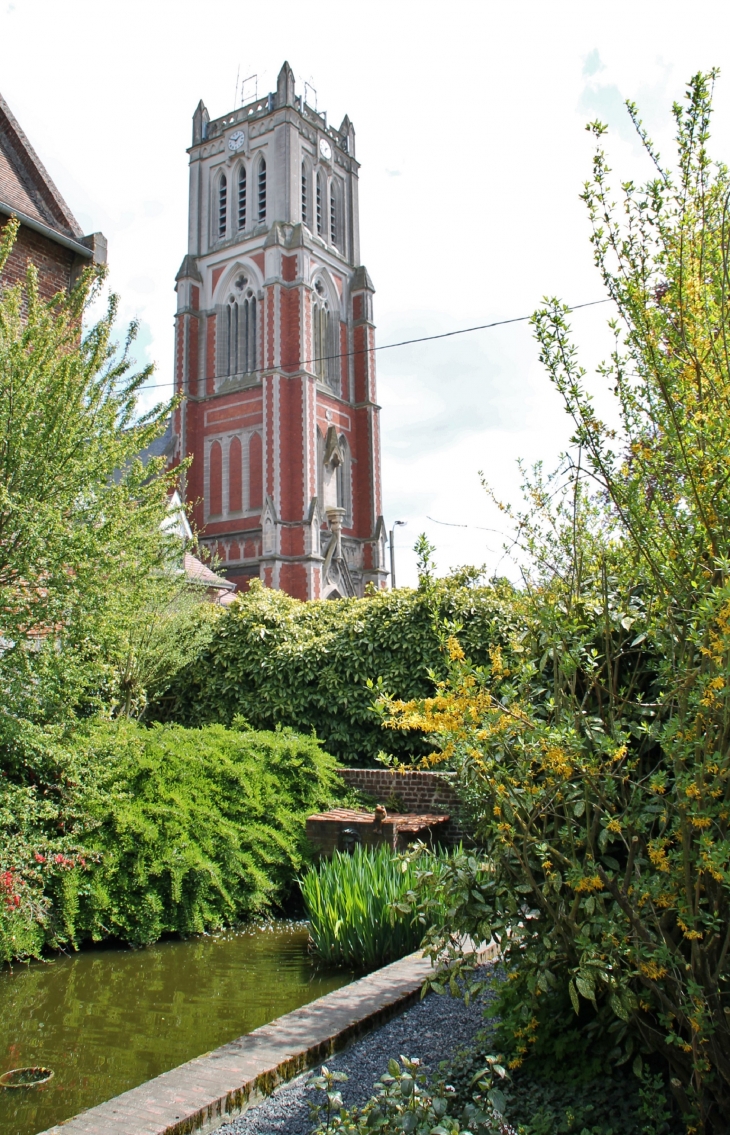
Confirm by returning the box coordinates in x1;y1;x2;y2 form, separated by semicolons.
228;435;243;513
209;440;223;517
206;430;264;522
248;432;263;510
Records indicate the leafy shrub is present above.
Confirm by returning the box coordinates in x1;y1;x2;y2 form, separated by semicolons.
439;1025;680;1135
301;844;447;969
307;1055;510;1134
156;574;519;765
0;719;341;960
383;75;730;1131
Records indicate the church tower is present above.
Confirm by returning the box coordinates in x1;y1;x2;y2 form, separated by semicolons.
172;62;387;599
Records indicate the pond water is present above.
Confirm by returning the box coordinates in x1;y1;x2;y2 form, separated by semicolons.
0;922;351;1135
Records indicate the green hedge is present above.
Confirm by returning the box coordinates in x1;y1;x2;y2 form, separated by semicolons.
0;719;341;960
157;576;518;765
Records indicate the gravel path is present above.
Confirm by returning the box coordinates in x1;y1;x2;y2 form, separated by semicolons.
220;965;496;1135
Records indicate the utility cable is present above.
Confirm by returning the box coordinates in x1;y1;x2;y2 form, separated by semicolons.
137;298;611;392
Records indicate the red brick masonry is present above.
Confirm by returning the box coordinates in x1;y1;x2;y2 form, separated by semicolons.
336;768;468;845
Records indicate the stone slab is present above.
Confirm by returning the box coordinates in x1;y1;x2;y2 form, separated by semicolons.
38;951;437;1135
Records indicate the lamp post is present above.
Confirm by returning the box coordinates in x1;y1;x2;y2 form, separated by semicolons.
389;520;406;589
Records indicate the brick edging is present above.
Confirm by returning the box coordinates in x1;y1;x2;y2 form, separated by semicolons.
37;952;439;1135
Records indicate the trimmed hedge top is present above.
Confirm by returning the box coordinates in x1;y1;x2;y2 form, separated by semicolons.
157;576;518;765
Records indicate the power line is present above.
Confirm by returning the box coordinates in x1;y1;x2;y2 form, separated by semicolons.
427;515;499;533
138;298;611;392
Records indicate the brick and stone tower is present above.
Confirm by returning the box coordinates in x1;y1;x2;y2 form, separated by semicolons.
172;62;387;599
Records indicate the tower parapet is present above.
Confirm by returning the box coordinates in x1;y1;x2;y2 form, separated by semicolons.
173;62;387;599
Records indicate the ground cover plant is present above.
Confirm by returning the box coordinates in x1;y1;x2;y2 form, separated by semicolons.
157;569;519;765
379;73;730;1131
0;719;341;961
301;843;448;969
307;1054;511;1134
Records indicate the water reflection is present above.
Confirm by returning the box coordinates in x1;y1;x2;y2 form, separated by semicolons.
0;922;350;1135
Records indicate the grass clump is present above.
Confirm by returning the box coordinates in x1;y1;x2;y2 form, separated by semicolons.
301;844;444;970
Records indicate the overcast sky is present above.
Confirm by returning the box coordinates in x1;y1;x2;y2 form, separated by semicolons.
2;0;729;586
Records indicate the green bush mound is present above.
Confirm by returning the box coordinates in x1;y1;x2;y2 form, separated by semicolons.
155;574;518;765
301;844;443;969
0;719;341;962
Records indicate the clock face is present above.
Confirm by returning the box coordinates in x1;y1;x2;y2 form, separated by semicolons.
228;130;246;152
319;138;332;161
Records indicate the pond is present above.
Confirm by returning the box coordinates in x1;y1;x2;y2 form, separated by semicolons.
0;921;352;1135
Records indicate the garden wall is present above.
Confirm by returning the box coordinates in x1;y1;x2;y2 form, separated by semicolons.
337;768;470;845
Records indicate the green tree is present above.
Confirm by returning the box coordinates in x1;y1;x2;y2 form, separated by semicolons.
0;215;208;727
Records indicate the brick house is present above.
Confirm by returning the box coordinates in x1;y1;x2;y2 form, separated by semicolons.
172;63;387;600
0;90;106;298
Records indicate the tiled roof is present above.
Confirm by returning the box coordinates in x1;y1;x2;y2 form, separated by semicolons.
184;552;236;591
0;90;83;240
306;808;451;831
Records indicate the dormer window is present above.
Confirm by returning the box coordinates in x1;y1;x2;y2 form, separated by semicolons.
258;158;267;222
218;174;227;238
238;166;247;230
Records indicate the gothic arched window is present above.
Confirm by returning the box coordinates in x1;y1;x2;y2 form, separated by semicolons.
312;277;337;391
218;276;257;378
316;172;324;236
257;158;267;222
228;436;243;513
238;166;247;230
338;434;352;524
301;162;308;228
218;174;227;238
209;440;223;516
248;432;263;510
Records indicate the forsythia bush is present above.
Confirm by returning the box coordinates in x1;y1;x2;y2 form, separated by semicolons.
0;719;341;960
158;573;519;764
384;74;730;1132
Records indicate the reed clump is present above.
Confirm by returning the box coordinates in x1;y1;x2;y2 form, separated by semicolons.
301;843;445;969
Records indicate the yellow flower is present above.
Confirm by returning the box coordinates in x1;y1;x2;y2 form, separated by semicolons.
574;875;603;893
639;961;668;980
447;635;465;662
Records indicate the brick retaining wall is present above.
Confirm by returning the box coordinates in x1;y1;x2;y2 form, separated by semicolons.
337;768;470;845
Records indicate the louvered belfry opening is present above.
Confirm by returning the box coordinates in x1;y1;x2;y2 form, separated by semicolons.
301;163;308;227
238;167;247;230
257;159;266;221
218;175;227;237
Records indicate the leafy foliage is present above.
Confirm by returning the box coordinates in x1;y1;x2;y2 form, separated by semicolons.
301;843;448;969
381;74;730;1131
159;574;518;765
0;719;341;959
440;1022;680;1135
308;1055;511;1134
0;215;209;728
